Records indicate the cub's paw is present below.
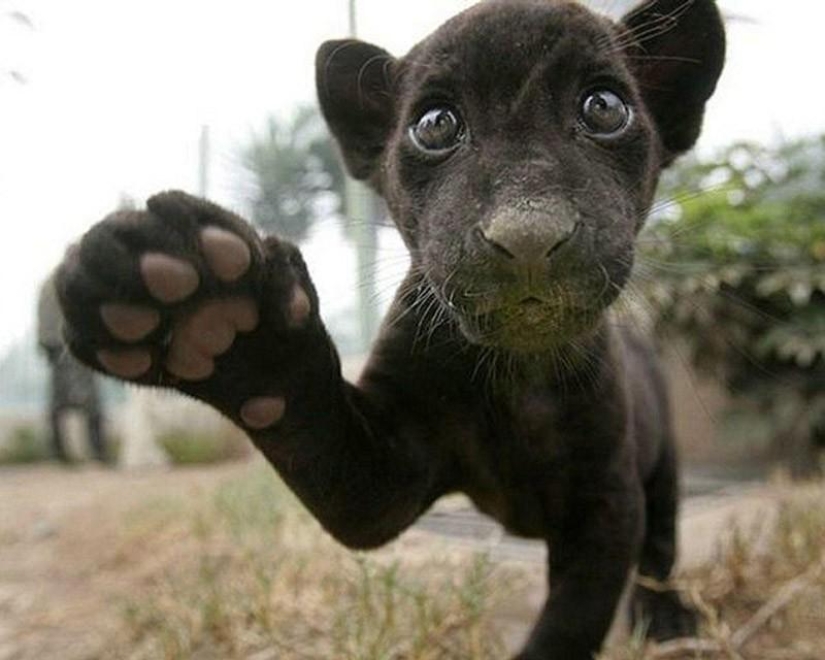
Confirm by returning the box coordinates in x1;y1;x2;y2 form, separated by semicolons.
56;190;316;429
631;585;698;642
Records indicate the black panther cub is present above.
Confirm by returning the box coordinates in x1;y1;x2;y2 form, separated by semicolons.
56;0;725;657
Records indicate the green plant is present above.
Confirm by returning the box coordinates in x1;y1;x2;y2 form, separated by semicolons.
0;425;49;464
640;136;825;475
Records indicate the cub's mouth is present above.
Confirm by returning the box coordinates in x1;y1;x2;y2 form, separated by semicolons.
421;207;629;353
450;292;604;353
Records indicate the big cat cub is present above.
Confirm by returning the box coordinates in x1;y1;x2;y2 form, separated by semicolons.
56;1;725;657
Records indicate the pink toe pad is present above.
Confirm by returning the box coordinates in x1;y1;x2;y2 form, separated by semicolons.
200;227;252;283
101;304;160;342
97;348;152;379
140;253;199;303
241;397;286;430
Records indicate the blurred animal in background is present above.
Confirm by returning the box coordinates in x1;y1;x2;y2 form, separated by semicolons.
54;0;725;657
37;271;107;463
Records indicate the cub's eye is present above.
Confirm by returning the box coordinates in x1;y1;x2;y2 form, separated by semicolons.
580;89;631;136
409;107;464;154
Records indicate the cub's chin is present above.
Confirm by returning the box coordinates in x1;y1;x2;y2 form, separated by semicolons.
455;299;603;354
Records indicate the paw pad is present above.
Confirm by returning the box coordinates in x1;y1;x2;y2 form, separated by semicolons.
241;397;286;429
200;227;252;282
101;304;160;342
164;298;259;381
140;253;199;303
97;348;152;379
288;285;311;328
165;341;216;381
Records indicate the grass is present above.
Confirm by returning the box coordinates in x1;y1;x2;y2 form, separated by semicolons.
93;465;825;660
157;429;249;465
0;425;49;464
108;466;516;660
602;479;825;660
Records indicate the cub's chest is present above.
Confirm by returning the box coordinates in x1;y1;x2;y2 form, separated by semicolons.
446;386;570;465
507;390;569;448
447;389;573;537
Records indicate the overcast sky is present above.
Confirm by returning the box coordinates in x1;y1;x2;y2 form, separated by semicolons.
0;0;823;356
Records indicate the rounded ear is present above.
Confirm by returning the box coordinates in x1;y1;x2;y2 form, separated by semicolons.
315;39;396;182
620;0;726;164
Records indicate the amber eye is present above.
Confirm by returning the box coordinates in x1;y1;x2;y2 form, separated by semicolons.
410;106;464;154
580;89;631;136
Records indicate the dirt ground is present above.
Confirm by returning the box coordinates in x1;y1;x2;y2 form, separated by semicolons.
0;463;255;660
0;461;781;660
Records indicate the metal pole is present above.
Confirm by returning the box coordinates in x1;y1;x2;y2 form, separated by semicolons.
198;125;210;198
344;0;380;352
348;0;357;38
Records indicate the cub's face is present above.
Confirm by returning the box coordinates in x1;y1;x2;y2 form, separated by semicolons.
382;2;657;351
317;0;725;352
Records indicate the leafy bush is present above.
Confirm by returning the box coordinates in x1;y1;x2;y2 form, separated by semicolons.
641;136;825;475
0;425;49;464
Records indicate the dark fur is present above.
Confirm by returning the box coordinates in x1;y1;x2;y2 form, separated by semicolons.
56;1;725;657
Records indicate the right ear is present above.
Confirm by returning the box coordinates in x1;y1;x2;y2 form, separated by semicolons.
315;39;396;182
620;0;725;164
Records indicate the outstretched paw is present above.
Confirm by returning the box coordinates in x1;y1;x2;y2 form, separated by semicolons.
57;190;318;430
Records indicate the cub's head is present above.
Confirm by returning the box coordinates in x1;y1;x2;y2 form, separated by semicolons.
316;0;725;352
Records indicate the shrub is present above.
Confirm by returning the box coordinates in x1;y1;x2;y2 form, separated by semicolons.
0;425;49;464
641;137;825;475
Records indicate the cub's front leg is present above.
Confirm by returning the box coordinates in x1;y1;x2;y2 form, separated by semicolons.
57;190;442;548
516;485;643;660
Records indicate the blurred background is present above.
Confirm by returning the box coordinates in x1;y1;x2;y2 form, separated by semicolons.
0;1;823;659
0;0;823;471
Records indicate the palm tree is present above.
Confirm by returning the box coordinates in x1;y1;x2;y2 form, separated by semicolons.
243;106;346;243
244;106;386;353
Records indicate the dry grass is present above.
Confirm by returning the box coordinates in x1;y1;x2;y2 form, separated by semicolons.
157;428;251;465
104;466;518;660
9;461;820;659
603;479;825;660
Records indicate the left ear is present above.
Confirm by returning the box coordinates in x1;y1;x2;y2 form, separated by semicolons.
620;0;726;164
315;39;396;183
